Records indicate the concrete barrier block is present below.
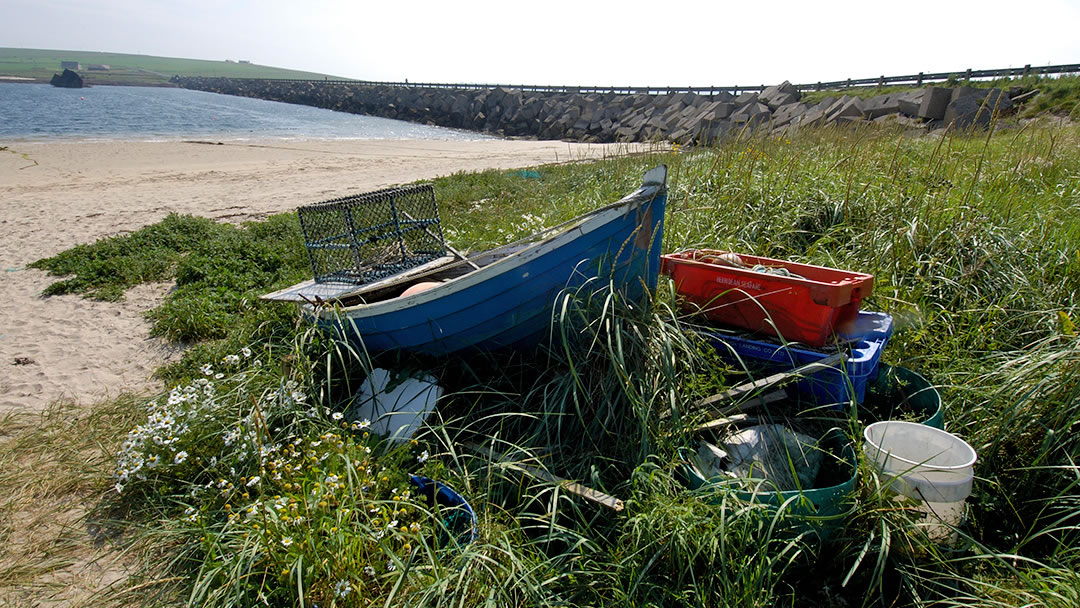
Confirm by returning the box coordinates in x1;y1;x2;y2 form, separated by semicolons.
615;124;641;140
661;112;684;132
945;89;1012;129
918;87;952;120
678;104;701;120
863;94;903;119
950;86;982;103
814;96;837;112
734;91;760;108
761;81;800;109
695;101;733;121
896;90;925;117
706;120;732;142
684;93;707;108
770;92;799;109
731;102;771;128
826;97;864;120
983;88;1013;113
796;106;827;126
771;102;809;127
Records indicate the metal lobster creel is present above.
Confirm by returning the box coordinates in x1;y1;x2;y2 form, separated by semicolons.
298;184;447;285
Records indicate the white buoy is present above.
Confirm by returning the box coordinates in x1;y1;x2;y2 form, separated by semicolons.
347;368;442;445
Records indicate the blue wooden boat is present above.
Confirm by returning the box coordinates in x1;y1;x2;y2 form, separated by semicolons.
263;165;667;356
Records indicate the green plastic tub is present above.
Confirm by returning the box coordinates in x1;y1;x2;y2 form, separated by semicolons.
680;428;858;539
860;364;944;429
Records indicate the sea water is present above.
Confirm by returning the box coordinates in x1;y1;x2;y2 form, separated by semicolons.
0;82;489;141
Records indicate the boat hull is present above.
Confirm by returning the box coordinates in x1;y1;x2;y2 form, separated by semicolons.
315;174;667;356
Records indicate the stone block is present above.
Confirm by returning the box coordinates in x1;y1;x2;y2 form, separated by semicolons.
661;112;684;133
814;96;837;112
944;89;1012;129
797;106;827;126
705;120;731;142
614;124;640;140
863;94;902;119
944;95;986;128
760;81;801;109
661;102;686;120
982;88;1013;113
770;92;799;109
631;94;653;109
896;90;924;117
696;100;733;121
771;102;809;127
825;97;864;121
918;87;952;120
734;91;760;108
684;93;707;108
680;104;703;119
731;102;771;128
950;86;982;103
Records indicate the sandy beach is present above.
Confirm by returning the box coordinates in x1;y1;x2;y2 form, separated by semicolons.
0;138;633;415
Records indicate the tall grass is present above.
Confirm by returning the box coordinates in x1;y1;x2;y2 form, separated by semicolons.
21;119;1080;606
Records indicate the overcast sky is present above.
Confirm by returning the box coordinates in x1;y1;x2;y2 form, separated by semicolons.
6;0;1080;86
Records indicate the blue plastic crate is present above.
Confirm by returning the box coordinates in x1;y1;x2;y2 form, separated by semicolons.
699;311;893;406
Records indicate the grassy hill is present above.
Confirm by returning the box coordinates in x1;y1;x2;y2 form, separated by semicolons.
0;47;350;86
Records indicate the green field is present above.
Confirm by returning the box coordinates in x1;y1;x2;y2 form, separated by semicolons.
0;47;349;86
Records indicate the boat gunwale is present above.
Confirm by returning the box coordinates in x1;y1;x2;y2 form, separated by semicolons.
311;183;665;320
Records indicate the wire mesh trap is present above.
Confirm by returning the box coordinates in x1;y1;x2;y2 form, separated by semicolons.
298;184;447;285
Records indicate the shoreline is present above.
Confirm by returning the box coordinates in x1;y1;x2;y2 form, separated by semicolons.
0;137;642;415
5;133;498;145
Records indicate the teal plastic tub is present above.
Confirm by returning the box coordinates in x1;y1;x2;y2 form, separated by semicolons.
680;428;858;539
859;364;944;429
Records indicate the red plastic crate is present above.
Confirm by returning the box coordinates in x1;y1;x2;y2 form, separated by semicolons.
661;249;874;346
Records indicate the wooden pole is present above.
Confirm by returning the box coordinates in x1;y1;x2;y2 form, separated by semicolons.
463;444;624;512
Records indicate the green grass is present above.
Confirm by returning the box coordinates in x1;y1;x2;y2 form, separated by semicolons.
1016;76;1080;118
0;47;348;86
19;119;1080;606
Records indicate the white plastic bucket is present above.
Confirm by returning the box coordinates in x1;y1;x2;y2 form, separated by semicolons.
863;421;977;535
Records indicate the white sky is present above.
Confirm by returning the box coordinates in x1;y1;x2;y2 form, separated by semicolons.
6;0;1080;86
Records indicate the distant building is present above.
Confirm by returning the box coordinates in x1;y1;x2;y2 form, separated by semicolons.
239;60;251;64
87;64;110;71
61;61;80;70
225;59;235;63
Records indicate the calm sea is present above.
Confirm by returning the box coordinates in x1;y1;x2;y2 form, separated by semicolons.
0;82;489;141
